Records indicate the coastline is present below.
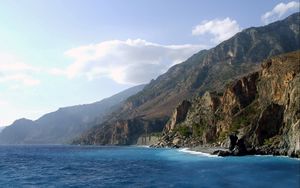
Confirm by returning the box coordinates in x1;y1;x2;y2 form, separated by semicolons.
189;146;227;155
177;147;220;157
184;146;300;160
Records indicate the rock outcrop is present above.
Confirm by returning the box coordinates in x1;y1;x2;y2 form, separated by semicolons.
154;51;300;157
73;117;168;145
136;135;160;146
165;100;192;132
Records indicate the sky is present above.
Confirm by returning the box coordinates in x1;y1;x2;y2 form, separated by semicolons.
0;0;299;127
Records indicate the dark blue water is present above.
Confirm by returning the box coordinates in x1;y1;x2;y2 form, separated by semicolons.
0;145;299;187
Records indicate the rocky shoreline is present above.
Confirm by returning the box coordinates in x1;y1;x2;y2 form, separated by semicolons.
149;51;300;159
181;147;300;160
151;145;300;158
150;133;300;158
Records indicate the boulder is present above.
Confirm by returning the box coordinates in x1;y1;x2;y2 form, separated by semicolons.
232;138;247;156
213;150;232;156
172;137;181;146
229;134;238;151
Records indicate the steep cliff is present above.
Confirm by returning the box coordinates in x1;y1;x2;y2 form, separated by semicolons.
75;13;300;145
74;117;167;145
155;51;300;157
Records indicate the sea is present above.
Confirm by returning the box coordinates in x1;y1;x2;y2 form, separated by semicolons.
0;145;299;187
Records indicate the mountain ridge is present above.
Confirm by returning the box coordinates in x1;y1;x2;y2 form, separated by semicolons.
74;13;300;145
123;12;299;119
0;84;145;144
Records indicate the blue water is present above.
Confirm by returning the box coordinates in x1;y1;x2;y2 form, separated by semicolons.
0;145;299;187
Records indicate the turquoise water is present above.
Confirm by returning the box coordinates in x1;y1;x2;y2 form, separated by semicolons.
0;145;299;187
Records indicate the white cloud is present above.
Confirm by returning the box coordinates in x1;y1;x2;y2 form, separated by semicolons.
0;53;40;87
57;39;205;84
192;18;241;44
0;99;8;106
261;1;300;24
0;74;40;86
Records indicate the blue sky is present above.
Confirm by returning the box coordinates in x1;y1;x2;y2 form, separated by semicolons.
0;0;299;126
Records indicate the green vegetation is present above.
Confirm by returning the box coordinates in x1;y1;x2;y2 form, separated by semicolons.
218;131;229;142
230;101;258;132
263;136;280;146
215;113;223;121
175;126;192;137
192;123;205;137
263;138;273;146
150;132;162;137
231;116;248;132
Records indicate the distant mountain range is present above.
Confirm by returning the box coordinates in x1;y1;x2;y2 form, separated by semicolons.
0;85;145;144
74;12;300;145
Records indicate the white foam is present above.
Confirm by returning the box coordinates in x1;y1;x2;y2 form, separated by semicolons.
275;155;300;161
178;148;219;158
134;145;150;148
254;155;300;160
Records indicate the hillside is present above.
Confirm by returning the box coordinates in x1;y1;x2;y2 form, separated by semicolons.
74;13;300;145
122;12;299;119
0;85;144;144
155;51;300;157
0;126;5;133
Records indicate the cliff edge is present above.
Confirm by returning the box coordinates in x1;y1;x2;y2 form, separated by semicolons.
154;51;300;157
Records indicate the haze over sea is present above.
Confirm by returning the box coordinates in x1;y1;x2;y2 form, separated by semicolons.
0;145;299;187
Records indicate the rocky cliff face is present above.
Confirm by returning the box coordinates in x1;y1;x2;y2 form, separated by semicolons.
73;117;168;145
155;51;300;157
74;13;300;146
165;100;192;132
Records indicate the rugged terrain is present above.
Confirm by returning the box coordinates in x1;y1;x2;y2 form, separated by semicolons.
0;85;144;144
155;51;300;157
74;13;300;145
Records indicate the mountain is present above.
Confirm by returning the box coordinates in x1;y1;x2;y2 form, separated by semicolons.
0;126;5;133
74;13;300;145
155;51;300;157
0;84;145;144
